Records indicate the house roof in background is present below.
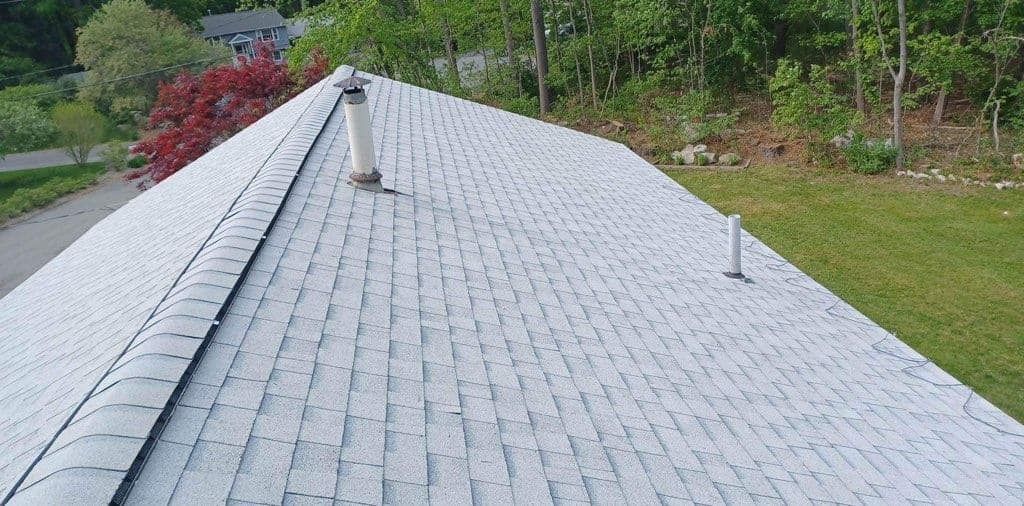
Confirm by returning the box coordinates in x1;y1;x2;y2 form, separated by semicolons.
201;8;286;39
1;66;1023;504
285;18;308;39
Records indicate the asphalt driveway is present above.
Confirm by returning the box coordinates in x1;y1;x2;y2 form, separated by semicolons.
0;174;141;299
0;144;123;172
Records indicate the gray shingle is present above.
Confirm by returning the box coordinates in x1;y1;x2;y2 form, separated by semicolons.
20;65;1018;506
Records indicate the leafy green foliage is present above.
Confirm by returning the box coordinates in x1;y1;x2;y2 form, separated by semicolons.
0;83;67;109
770;59;860;142
101;142;131;172
52;102;107;166
0;163;106;223
289;0;440;88
74;0;230;118
128;154;149;169
653;89;738;143
844;136;897;174
0;101;56;159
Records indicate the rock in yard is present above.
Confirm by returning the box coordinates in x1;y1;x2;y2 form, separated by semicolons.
830;130;854;149
936;174;946;182
719;153;742;166
763;143;785;159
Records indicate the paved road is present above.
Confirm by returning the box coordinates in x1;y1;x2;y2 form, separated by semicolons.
0;175;141;299
0;144;121;172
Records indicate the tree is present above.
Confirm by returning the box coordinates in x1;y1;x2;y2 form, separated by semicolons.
870;0;908;171
133;44;328;183
288;0;437;87
53;102;107;166
499;0;520;92
0;101;56;160
74;0;230;120
851;0;866;113
530;0;551;113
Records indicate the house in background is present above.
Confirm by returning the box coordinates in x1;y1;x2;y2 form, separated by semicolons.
200;8;292;62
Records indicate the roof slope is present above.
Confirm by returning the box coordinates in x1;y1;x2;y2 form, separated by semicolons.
123;73;1024;504
2;67;1023;504
0;69;344;503
201;9;285;39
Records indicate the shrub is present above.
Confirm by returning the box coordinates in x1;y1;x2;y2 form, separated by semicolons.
127;154;148;169
770;59;860;143
0;101;56;158
0;83;63;109
53;102;107;166
102;143;130;172
0;172;100;222
652;89;738;143
132;43;303;182
844;136;897;174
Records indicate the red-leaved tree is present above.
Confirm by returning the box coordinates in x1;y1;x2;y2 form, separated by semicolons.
132;43;329;183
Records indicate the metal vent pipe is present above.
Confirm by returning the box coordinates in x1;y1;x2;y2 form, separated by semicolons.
725;214;744;279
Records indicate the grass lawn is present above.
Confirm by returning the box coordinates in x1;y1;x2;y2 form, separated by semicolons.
0;163;107;224
670;166;1024;422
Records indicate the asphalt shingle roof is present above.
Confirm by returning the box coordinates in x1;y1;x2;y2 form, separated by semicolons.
200;9;286;39
1;66;1023;504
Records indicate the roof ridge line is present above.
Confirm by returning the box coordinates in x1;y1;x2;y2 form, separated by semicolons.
3;66;353;505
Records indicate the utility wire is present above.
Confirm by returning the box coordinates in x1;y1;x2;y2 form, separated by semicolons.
0;55;235;102
0;0;26;5
0;63;79;83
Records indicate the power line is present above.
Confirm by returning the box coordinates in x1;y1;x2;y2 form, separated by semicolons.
0;64;80;83
0;55;235;102
0;0;26;5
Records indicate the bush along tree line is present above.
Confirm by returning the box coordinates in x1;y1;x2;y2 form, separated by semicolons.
280;0;1024;182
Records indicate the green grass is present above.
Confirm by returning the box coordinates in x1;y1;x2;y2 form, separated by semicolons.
0;163;107;224
670;166;1024;422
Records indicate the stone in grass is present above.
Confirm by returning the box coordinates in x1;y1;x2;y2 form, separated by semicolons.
718;153;742;166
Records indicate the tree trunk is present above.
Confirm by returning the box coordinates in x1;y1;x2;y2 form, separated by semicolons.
531;0;551;113
893;0;908;171
549;0;562;71
932;0;971;125
772;20;788;59
851;0;865;113
993;99;1001;152
582;0;598;106
441;1;460;86
499;0;521;94
567;0;585;97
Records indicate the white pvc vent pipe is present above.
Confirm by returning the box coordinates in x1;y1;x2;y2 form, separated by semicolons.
337;76;383;192
726;214;743;278
345;93;376;176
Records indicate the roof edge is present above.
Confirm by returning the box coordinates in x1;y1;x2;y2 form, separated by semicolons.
4;66;352;505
